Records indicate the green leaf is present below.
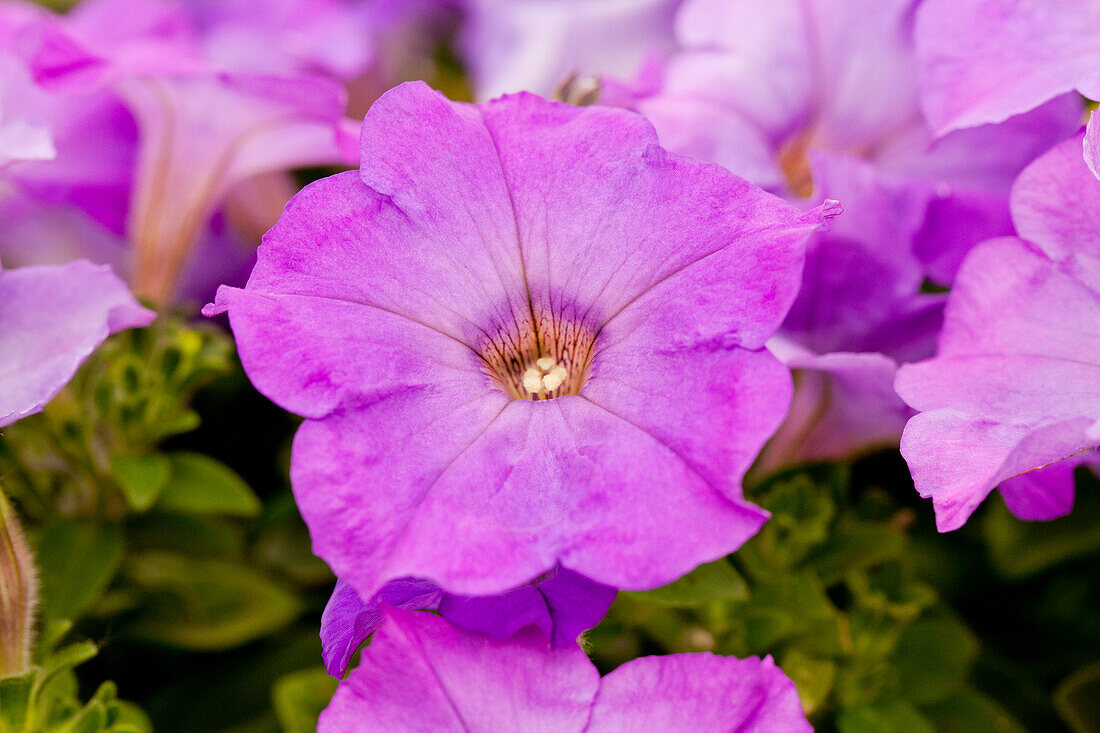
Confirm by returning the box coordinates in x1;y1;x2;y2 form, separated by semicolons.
982;475;1100;579
107;701;153;733
1055;660;1100;733
35;643;99;699
34;520;124;623
155;453;261;517
624;560;748;608
732;574;842;657
123;552;300;650
838;699;936;733
110;454;171;512
55;701;108;733
891;614;978;705
804;523;906;586
128;513;245;559
779;650;836;715
923;688;1026;733
0;670;34;733
272;668;337;733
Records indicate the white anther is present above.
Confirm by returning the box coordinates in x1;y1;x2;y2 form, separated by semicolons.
522;368;544;393
542;365;568;391
535;356;556;371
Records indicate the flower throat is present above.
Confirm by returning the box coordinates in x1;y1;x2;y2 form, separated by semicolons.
479;310;597;401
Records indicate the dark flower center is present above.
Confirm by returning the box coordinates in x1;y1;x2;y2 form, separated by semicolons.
479;312;597;401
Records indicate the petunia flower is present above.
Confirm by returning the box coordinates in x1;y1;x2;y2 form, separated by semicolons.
0;53;54;168
915;0;1099;135
605;0;1078;469
896;127;1100;531
0;259;154;428
208;82;831;603
459;0;683;100
320;606;811;732
321;567;615;678
21;0;358;306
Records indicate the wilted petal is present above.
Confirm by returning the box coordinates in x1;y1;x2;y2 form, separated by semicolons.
320;567;614;678
320;578;442;678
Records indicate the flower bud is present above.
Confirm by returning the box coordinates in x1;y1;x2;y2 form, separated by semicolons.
0;488;37;676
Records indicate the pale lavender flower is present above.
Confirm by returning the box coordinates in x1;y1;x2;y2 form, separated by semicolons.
459;0;682;100
321;567;615;677
897;128;1100;530
915;0;1099;135
607;0;1078;469
320;606;811;731
21;0;357;306
208;82;831;602
0;259;153;427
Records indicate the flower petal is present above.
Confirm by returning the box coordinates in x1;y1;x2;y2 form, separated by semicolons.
588;653;811;732
319;607;598;732
915;0;1100;134
0;260;154;427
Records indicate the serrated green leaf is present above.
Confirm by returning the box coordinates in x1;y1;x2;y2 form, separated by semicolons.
110;454;171;512
272;668;337;733
35;520;124;624
123;552;300;650
1055;660;1100;733
155;453;260;517
625;559;748;608
838;699;936;733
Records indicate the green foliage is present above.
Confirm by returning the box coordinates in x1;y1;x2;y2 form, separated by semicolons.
272;669;337;733
1055;660;1100;733
587;466;1023;731
0;641;150;733
0;319;332;730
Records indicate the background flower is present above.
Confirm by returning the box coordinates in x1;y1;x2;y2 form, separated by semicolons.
915;0;1100;135
605;0;1080;470
897;128;1100;530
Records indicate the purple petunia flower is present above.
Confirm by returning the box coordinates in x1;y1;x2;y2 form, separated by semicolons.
320;606;811;731
896;127;1100;531
208;82;831;603
0;259;154;427
459;0;683;101
915;0;1099;136
12;0;358;306
605;0;1079;469
321;567;615;678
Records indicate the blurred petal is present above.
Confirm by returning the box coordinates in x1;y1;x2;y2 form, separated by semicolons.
0;260;154;427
